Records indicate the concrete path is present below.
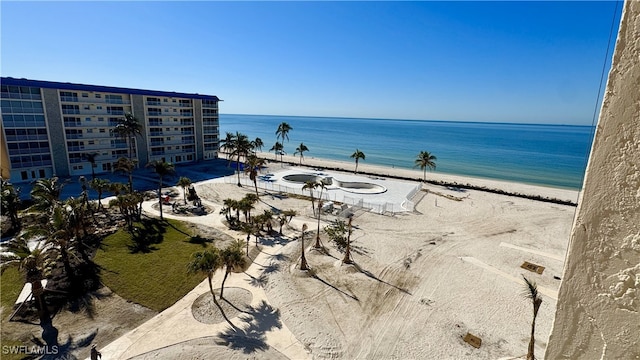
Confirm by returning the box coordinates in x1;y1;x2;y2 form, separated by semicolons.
92;197;311;359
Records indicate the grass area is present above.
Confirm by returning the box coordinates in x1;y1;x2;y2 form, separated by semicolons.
94;218;211;312
1;267;30;360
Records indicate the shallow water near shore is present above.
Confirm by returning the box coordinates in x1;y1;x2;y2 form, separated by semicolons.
220;114;594;190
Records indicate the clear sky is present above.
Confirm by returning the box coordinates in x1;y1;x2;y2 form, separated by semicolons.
1;1;623;125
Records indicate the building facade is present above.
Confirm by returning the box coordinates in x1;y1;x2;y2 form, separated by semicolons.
0;77;220;183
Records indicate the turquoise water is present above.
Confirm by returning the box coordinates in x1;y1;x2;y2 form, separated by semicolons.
220;114;594;190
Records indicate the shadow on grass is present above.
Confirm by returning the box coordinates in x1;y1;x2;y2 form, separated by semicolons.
217;300;282;354
188;235;212;247
127;218;167;253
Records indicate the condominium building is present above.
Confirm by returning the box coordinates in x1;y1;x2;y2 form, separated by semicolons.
0;77;220;183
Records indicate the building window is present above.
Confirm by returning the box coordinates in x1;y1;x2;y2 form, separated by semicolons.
87;129;93;133
99;129;105;133
84;105;90;110
88;140;95;145
97;106;102;110
86;117;91;121
39;169;45;178
98;117;104;121
95;94;102;98
82;93;88;97
21;171;28;180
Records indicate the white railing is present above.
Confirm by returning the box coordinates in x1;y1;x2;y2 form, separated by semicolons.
223;174;409;215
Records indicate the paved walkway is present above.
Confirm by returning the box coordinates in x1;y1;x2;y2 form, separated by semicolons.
93;196;311;359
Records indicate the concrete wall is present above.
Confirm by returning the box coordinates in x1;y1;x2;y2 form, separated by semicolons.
131;94;149;167
42;88;69;177
545;1;640;358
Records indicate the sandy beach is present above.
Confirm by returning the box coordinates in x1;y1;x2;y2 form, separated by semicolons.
100;155;577;359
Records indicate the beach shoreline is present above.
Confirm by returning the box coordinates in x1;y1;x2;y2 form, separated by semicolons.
233;152;580;205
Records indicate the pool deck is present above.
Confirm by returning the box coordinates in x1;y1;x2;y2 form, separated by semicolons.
207;165;422;213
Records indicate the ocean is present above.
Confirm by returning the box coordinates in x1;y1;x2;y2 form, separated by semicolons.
219;114;595;190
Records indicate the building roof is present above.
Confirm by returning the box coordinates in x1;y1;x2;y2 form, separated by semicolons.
1;77;220;101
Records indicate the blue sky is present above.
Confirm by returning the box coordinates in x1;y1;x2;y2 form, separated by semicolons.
1;1;622;124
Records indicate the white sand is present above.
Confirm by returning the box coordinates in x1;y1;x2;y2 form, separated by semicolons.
105;156;577;359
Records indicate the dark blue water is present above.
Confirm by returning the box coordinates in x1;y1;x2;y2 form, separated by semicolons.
220;114;594;189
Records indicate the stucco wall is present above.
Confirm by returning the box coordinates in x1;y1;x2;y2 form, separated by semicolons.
545;0;640;358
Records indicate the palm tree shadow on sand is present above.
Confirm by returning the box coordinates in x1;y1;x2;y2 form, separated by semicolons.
217;300;282;354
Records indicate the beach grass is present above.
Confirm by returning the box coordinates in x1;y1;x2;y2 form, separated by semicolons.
94;218;208;312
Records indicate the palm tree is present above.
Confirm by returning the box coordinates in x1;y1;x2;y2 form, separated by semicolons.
523;276;543;360
89;178;110;211
30;177;63;213
187;247;223;305
219;132;235;166
300;224;309;270
276;122;292;161
343;215;354;264
114;112;143;161
251;137;264;154
244;155;266;198
1;179;21;232
82;152;99;180
282;209;297;223
414;151;437;181
219;240;246;299
350;149;366;174
277;214;288;235
176;176;192;204
269;141;284;161
230;132;251;186
114;157;137;193
302;181;319;215
146;160;175;220
294;143;309;164
1;237;53;324
240;222;255;256
314;181;327;249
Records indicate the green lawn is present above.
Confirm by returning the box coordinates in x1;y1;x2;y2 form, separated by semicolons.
94;218;212;312
1;267;30;360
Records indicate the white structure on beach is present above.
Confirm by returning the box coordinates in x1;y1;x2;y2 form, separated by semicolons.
545;0;640;358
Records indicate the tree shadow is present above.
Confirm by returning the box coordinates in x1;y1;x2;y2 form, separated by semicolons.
30;323;100;360
187;235;212;247
259;235;290;247
311;274;359;301
353;263;412;295
217;300;282;354
127;218;167;253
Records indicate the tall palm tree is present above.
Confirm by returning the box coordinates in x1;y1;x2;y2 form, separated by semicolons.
146;160;175;219
187;247;223;305
302;180;319;215
240;222;255;256
414;151;437;181
244;155;266;198
114;112;143;161
269;141;284;161
294;143;309;164
1;179;21;232
231;132;251;186
350;149;365;174
176;176;192;204
300;224;309;270
220;240;246;299
30;177;63;213
114;157;137;193
276;122;292;161
523;276;543;360
219;132;235;166
82;152;99;180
